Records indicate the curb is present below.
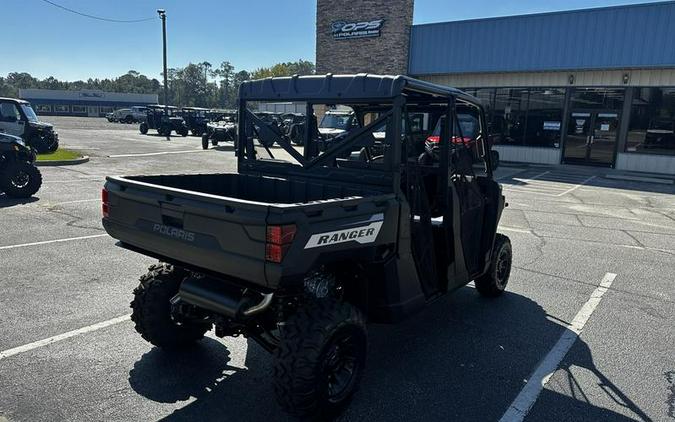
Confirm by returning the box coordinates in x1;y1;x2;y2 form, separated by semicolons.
35;156;90;167
604;174;674;185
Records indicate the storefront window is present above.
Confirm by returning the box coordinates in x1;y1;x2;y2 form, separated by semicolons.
492;88;528;146
626;88;675;155
570;88;624;110
462;87;564;148
524;88;565;148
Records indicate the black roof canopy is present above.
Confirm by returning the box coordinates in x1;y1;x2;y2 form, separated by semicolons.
239;74;478;104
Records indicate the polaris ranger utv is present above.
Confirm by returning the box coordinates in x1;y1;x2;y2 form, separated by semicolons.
0;98;59;153
102;74;511;418
139;105;188;137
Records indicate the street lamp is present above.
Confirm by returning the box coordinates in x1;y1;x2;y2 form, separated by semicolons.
157;9;169;140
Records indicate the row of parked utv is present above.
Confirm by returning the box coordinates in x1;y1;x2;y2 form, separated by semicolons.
135;105;310;152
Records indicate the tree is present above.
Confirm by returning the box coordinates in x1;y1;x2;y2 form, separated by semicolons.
250;60;315;80
215;61;235;107
0;59;313;107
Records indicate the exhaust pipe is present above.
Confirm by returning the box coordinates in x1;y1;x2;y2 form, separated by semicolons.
177;276;273;318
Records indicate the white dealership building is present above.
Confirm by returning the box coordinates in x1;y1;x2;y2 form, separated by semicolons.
19;88;158;117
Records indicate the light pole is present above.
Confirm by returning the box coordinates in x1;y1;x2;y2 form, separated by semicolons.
157;9;169;140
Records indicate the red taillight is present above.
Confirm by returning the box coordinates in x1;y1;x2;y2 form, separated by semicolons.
265;224;296;263
102;188;109;218
266;225;296;245
427;135;474;145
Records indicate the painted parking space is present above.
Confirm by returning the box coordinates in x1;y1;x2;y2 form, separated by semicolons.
501;169;597;197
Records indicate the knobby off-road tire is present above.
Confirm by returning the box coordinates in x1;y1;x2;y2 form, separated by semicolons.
47;137;59;152
0;161;42;198
475;234;512;297
273;299;367;419
130;263;209;349
201;135;209;150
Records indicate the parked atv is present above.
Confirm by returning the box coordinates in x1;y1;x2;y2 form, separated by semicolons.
0;133;42;198
0;97;59;153
201;112;237;150
139;105;188;137
181;107;210;136
102;74;511;419
280;113;306;145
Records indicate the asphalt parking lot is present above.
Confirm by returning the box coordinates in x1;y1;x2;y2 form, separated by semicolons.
1;116;674;422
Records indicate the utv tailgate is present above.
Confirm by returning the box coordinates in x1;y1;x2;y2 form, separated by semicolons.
102;176;269;285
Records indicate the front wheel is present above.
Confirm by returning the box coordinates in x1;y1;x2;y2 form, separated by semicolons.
0;161;42;198
47;137;59;152
201;135;209;150
475;234;512;297
139;122;148;134
130;263;210;349
179;127;189;137
273;299;367;419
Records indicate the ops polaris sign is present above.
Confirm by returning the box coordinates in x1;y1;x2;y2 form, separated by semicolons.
331;19;384;40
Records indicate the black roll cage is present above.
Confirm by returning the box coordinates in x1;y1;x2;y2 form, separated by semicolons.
236;75;494;193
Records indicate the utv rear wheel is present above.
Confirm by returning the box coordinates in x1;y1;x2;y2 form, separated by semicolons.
475;234;512;297
130;263;209;349
0;161;42;198
139;122;148;134
201;135;209;150
273;299;367;419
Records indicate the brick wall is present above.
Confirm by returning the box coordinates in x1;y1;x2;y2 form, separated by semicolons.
316;0;414;76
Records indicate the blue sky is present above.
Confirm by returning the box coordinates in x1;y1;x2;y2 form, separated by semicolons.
1;0;667;81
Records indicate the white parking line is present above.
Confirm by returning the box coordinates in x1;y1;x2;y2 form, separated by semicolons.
510;171;551;186
499;272;617;422
109;149;209;158
47;198;99;205
555;175;596;197
500;226;533;234
43;177;104;184
0;234;108;251
0;315;130;361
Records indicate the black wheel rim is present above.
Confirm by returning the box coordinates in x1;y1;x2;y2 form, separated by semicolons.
322;328;363;403
11;171;30;189
495;248;511;288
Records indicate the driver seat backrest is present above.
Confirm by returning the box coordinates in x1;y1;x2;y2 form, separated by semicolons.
451;146;474;177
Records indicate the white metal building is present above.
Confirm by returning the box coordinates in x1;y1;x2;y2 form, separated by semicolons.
19;89;158;117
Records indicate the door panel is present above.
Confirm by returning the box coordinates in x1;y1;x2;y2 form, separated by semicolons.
563;111;618;167
589;113;619;166
564;113;592;163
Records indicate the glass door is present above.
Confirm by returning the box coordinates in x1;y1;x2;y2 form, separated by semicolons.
563;111;619;166
589;112;619;165
564;112;592;163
